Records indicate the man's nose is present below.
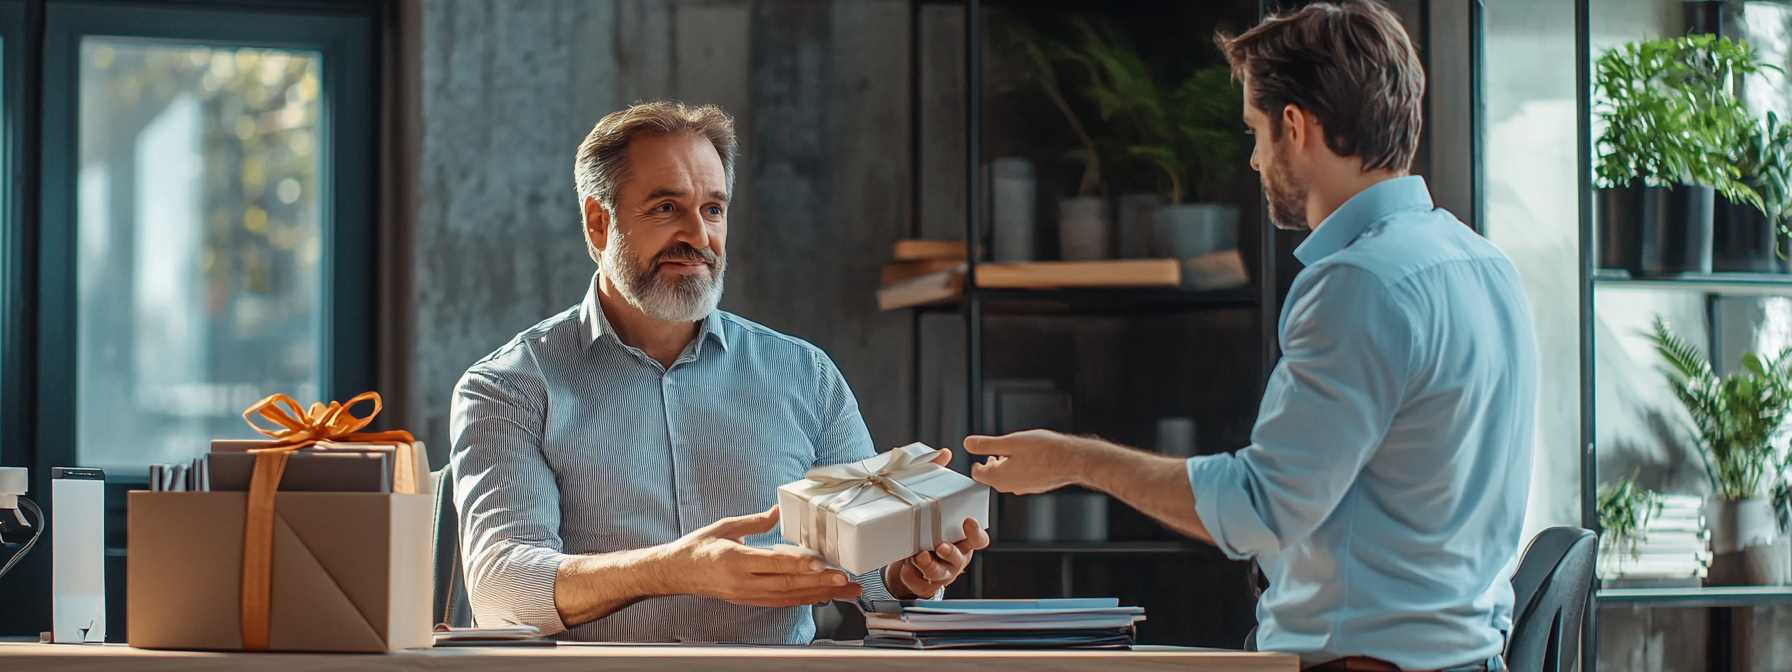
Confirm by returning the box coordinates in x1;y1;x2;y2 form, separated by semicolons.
1249;145;1262;172
673;209;710;251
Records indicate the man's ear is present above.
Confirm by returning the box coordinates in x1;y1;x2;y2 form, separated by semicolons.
1281;104;1308;151
583;196;610;256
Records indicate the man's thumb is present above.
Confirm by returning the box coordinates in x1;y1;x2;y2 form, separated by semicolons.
711;505;781;539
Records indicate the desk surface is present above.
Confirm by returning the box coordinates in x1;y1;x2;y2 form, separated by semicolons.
0;642;1296;672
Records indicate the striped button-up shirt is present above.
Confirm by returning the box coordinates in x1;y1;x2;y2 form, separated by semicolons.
450;274;892;643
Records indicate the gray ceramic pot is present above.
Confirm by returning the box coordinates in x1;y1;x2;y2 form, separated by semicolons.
1149;203;1239;259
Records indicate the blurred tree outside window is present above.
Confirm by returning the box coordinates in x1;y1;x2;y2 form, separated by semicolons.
75;40;324;469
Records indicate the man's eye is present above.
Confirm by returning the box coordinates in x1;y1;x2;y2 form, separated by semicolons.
707;206;723;216
657;203;674;212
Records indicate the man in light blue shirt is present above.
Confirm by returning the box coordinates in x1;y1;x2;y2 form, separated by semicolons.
451;101;986;643
965;3;1535;670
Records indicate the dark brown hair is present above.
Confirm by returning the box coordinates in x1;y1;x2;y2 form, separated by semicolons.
1216;1;1424;173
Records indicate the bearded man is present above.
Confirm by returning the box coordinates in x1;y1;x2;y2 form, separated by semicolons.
964;3;1537;670
449;101;986;643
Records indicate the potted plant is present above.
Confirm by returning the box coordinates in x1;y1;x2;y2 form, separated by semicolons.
1716;111;1792;272
1062;19;1246;276
1006;22;1108;262
1650;317;1792;585
1595;35;1763;276
1598;473;1663;565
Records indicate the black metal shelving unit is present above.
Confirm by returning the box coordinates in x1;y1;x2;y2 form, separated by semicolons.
1574;4;1792;666
901;0;1285;646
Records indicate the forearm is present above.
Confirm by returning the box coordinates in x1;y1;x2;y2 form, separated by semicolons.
553;545;677;628
1074;439;1213;544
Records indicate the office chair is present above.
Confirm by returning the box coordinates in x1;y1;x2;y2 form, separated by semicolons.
432;467;473;628
1505;526;1597;672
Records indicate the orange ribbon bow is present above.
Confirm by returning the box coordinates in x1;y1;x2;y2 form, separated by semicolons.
238;391;415;651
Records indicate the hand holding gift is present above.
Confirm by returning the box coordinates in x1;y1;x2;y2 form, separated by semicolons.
656;506;865;608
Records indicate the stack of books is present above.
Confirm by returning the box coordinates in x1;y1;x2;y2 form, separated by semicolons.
859;598;1144;650
876;240;966;310
875;238;1230;310
1598;493;1710;587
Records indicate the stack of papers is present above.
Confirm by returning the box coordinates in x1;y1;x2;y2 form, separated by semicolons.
1599;494;1710;587
432;625;553;647
859;598;1144;649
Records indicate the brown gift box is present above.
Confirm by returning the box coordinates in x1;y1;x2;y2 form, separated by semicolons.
127;491;433;652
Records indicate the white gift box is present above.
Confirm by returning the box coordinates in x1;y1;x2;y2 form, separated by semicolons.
778;443;991;575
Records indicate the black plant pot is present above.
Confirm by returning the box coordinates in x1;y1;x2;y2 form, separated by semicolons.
1641;184;1714;275
1714;196;1779;273
1598;183;1645;272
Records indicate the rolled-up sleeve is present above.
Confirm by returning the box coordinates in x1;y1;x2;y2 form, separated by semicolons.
450;358;571;634
1187;264;1414;560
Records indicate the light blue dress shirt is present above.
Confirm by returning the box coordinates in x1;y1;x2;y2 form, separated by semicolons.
450;275;892;643
1187;176;1537;669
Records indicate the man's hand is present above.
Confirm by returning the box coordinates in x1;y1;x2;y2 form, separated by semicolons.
658;506;863;608
882;448;991;598
885;517;990;598
965;429;1212;544
963;429;1103;494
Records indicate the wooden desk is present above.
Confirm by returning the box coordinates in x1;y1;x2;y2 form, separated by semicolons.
0;642;1296;671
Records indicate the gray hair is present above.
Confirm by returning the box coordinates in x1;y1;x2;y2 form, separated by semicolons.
574;100;738;243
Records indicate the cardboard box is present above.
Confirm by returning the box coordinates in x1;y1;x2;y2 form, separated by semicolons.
127;491;432;652
779;444;990;575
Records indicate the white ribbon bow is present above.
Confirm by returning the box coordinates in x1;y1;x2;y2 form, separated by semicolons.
798;443;947;565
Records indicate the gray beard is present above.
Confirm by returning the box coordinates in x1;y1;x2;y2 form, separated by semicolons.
601;230;726;323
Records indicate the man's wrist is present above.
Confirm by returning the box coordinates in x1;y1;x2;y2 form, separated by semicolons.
636;543;683;597
1065;435;1119;490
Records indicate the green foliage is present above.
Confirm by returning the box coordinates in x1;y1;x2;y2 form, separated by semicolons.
1650;316;1792;500
1002;18;1247;204
1066;18;1245;204
1594;35;1768;210
1005;23;1104;198
1734;111;1792;228
1598;473;1663;559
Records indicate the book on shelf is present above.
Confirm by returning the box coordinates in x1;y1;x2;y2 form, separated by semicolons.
894;239;968;261
882;259;964;286
975;259;1180;289
1180;250;1250;291
877;269;963;310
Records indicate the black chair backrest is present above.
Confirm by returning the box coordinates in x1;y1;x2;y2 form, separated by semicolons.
432;467;472;628
1506;526;1597;672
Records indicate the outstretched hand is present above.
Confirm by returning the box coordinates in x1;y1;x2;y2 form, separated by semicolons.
661;505;863;608
964;429;1094;494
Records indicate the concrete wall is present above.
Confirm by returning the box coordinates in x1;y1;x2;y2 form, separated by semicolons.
408;0;914;462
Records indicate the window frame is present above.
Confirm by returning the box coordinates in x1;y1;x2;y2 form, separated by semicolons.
0;0;383;638
36;1;379;478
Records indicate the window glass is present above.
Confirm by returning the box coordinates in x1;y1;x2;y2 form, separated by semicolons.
76;40;324;469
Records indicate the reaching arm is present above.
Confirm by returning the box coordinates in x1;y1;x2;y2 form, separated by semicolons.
967;265;1409;557
965;431;1211;544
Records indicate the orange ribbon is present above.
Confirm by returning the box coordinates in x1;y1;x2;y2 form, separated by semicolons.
238;391;415;651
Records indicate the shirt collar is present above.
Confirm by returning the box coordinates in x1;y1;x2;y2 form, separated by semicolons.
580;272;729;353
1292;175;1434;266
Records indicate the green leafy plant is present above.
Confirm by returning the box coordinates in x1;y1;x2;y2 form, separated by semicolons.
1003;18;1247;205
1599;473;1664;559
1650;316;1792;500
1594;35;1767;210
1734;111;1792;233
1005;23;1104;198
1067;18;1245;204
